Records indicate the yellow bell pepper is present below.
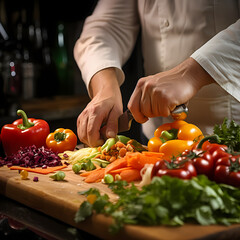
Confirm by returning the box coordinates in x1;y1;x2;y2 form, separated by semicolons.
148;120;203;159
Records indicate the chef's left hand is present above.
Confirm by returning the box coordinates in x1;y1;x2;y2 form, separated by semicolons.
128;57;214;123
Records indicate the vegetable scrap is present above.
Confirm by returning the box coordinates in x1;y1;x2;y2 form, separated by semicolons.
10;164;67;175
75;175;240;234
20;170;28;180
49;171;66;181
33;176;39;182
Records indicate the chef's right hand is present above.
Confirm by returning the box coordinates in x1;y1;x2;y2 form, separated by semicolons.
77;68;123;147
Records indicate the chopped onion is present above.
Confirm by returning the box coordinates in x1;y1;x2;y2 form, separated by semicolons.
138;164;154;187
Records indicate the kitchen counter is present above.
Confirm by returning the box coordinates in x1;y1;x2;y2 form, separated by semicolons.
1;164;240;240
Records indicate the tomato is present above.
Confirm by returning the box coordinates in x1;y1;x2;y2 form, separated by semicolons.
152;159;197;180
159;140;193;160
147;137;163;152
214;155;240;187
192;151;214;179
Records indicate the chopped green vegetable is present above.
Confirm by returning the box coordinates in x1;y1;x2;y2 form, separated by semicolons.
213;118;240;151
72;164;82;174
72;160;96;174
49;171;66;181
75;175;240;234
101;138;116;152
104;174;114;184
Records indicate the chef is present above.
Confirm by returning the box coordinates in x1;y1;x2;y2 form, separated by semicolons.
74;0;240;147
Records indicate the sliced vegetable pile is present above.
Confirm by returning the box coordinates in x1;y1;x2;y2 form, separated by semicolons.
75;175;240;234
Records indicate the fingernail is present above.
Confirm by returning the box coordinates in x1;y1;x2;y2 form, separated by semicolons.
107;130;116;138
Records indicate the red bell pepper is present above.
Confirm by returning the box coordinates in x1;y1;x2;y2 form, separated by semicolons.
1;110;50;156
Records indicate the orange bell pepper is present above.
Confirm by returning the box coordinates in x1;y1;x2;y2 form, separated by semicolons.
46;128;77;154
148;120;203;159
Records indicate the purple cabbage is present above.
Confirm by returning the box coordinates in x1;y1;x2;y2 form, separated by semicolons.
0;145;62;168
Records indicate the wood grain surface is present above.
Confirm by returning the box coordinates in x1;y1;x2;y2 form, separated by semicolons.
0;165;240;240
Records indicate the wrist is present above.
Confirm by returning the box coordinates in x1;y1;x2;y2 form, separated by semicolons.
90;67;121;98
188;57;215;89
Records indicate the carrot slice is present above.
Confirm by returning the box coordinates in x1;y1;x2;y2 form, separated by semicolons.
84;168;105;183
80;167;102;177
109;166;134;174
9;164;67;174
104;158;128;174
141;151;164;158
126;152;163;170
120;168;141;182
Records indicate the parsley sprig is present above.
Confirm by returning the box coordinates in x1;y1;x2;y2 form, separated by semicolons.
213;118;240;152
75;175;240;234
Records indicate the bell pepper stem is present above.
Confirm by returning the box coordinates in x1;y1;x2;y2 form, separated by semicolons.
197;134;221;149
17;109;34;130
161;130;177;141
54;132;66;142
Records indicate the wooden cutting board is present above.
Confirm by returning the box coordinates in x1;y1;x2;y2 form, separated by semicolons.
0;165;240;240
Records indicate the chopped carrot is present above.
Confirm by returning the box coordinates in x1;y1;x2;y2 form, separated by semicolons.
104;158;128;174
141;151;164;158
9;164;67;175
126;152;163;170
84;168;105;183
80;167;103;177
109;166;135;174
120;168;141;182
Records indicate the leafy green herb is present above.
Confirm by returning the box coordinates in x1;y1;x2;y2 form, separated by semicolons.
75;175;240;234
213;118;240;151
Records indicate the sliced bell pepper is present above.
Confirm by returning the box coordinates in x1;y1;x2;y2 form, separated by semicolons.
1;110;50;156
46;128;77;154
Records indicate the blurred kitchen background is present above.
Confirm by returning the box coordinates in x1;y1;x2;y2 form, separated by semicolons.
0;0;143;144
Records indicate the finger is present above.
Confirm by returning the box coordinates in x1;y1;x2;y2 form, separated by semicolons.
105;108;119;138
77;113;88;145
87;113;105;147
128;83;148;123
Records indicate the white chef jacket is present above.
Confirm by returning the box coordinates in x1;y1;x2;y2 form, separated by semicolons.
74;0;240;140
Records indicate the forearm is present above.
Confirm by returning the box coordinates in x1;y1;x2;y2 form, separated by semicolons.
89;67;122;100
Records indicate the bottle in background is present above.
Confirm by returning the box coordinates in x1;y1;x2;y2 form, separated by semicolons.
53;22;73;95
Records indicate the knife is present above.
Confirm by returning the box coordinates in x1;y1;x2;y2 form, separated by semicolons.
118;104;188;133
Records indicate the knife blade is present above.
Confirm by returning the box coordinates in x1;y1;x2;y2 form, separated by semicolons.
118;104;188;133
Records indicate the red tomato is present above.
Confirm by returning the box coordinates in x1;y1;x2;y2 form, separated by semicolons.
192;151;215;179
214;156;240;187
152;159;197;180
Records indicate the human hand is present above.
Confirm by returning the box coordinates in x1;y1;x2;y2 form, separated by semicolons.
128;58;214;123
77;68;123;147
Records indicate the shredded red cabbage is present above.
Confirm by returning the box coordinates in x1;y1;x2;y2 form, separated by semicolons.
0;145;62;168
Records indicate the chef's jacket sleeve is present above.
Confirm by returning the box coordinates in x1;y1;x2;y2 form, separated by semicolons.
74;0;140;97
191;19;240;102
